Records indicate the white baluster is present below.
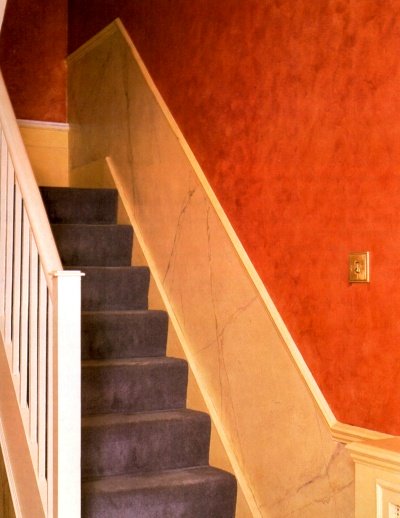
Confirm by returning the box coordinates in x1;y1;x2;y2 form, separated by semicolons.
0;130;7;325
20;205;30;408
29;235;39;446
12;179;22;378
4;154;14;360
37;264;48;487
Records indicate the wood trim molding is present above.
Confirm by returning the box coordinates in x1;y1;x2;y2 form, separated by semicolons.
332;421;393;444
67;22;119;65
67;18;396;449
347;438;400;472
17;119;69;131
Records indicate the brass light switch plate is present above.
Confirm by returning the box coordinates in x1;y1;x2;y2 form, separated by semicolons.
349;252;370;283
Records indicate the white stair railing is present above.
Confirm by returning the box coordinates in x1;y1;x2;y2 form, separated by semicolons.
0;70;81;518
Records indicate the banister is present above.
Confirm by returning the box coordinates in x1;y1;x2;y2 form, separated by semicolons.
0;71;62;293
0;67;81;517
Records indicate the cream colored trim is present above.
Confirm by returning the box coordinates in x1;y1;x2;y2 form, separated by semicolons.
348;439;400;472
17;119;69;131
106;156;262;518
332;421;393;444
68;18;394;447
0;72;62;293
67;22;119;65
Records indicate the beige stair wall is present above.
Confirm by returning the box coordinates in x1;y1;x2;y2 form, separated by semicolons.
18;120;69;187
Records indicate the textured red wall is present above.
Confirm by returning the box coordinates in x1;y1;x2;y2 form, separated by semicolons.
69;1;400;435
0;0;67;122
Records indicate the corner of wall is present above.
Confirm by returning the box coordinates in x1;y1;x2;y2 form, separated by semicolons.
18;119;69;187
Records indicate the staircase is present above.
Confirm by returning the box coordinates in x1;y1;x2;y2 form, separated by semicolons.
40;186;237;518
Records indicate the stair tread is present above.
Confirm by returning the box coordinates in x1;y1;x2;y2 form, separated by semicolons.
74;265;150;311
82;309;165;316
83;466;235;492
40;186;118;224
51;223;131;228
81;309;168;360
82;467;236;517
52;224;133;267
82;357;186;368
73;266;146;271
82;409;209;428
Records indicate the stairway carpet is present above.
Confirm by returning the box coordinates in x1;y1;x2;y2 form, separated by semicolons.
82;410;211;479
40;186;237;516
82;357;188;414
75;266;150;311
40;186;118;224
81;310;168;360
82;467;237;518
51;224;133;266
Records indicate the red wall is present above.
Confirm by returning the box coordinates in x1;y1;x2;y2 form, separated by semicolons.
0;0;67;121
68;0;400;435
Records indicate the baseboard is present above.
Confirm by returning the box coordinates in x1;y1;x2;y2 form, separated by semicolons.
17;119;69;131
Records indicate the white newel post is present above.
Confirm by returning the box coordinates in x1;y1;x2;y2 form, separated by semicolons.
51;270;83;518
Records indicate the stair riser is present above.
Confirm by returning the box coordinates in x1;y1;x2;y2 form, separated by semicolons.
40;187;118;224
82;416;210;478
78;267;150;311
52;224;133;266
82;472;237;518
82;361;188;415
81;311;168;360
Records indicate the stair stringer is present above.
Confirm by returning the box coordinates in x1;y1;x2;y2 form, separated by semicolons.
68;19;357;516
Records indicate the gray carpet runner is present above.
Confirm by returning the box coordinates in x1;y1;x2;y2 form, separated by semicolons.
40;186;237;518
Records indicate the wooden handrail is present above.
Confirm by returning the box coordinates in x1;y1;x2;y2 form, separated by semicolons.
0;71;62;294
0;69;81;518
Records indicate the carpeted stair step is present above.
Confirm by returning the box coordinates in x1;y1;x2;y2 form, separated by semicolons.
41;185;237;515
82;357;188;415
81;310;168;360
40;186;118;224
72;266;150;311
82;409;211;479
82;466;237;518
51;224;133;266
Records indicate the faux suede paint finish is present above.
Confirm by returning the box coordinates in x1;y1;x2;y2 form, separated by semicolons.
0;0;67;121
68;0;400;435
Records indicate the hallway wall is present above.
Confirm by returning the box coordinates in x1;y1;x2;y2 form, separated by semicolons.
67;0;400;435
0;0;67;121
